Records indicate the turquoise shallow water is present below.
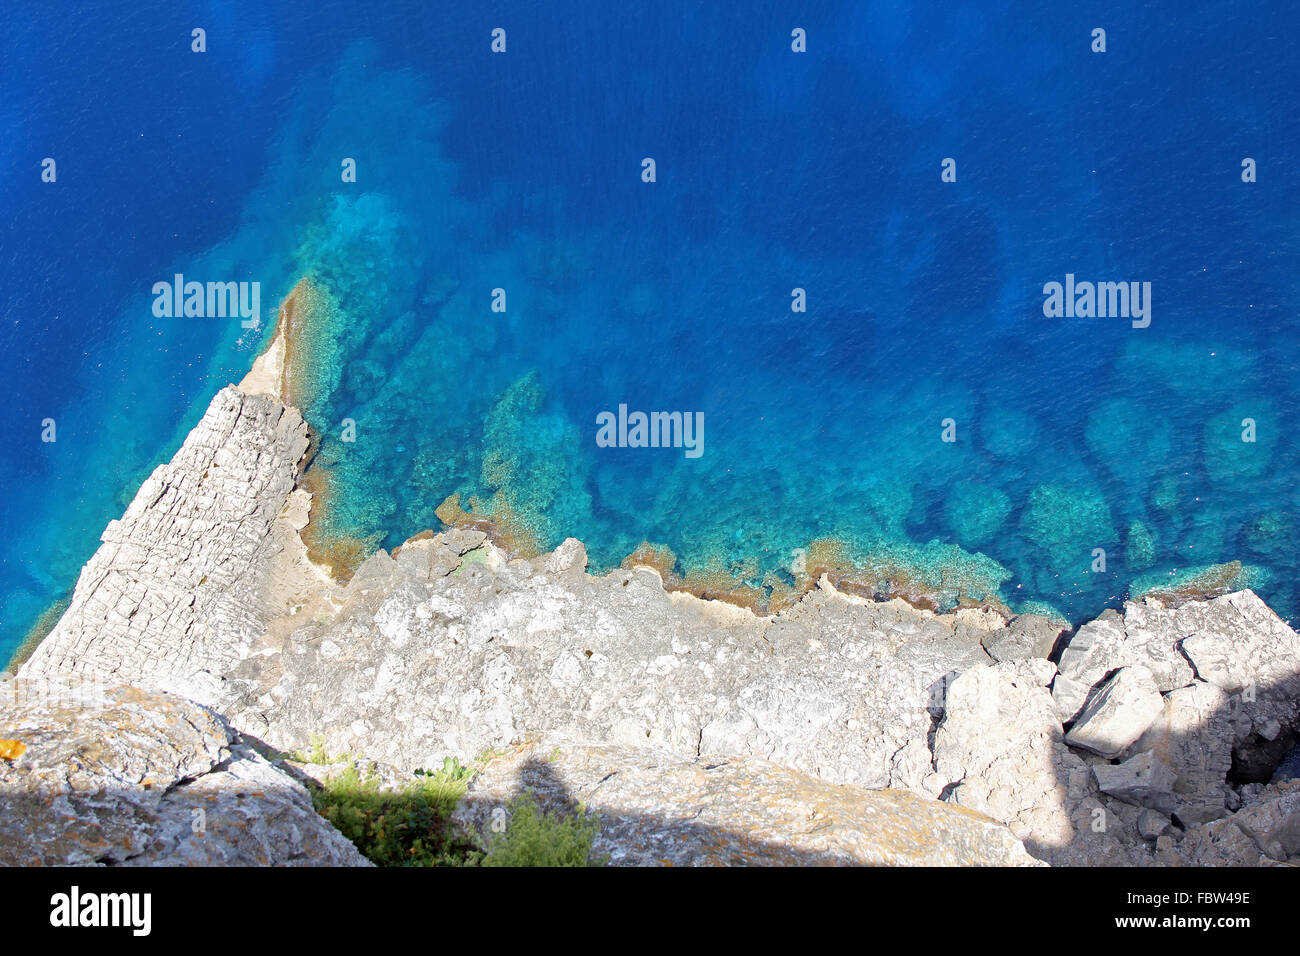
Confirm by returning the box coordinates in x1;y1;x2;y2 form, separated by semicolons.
3;2;1299;660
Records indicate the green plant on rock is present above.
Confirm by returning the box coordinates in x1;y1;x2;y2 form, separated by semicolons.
312;761;478;866
280;732;340;765
309;733;331;764
481;790;607;867
413;757;474;801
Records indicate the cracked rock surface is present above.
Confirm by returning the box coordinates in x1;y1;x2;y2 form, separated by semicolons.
451;735;1042;866
20;387;313;705
218;544;992;795
0;681;368;866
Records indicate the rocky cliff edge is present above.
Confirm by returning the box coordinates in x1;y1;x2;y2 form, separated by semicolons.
7;372;1300;866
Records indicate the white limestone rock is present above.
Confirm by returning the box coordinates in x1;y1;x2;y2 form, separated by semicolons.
18;387;312;706
1129;680;1234;825
1057;608;1193;694
931;659;1084;854
1093;750;1178;813
0;681;367;867
1064;666;1164;758
451;736;1042;866
981;613;1065;663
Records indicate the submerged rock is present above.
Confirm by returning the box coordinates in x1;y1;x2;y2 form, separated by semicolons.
1084;398;1173;495
1020;482;1115;563
979;405;1041;459
945;483;1012;546
1202;401;1276;485
1126;520;1157;572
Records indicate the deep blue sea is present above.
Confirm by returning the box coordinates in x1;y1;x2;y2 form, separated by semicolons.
3;1;1299;661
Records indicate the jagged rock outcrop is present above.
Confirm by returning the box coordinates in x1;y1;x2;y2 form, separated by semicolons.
11;370;1300;867
981;613;1065;663
1093;751;1178;813
1063;665;1165;758
931;658;1093;855
1156;779;1300;865
931;589;1300;864
0;679;368;866
1131;680;1235;826
19;386;317;705
451;735;1042;866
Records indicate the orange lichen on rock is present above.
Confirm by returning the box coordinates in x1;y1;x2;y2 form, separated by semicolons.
0;739;26;761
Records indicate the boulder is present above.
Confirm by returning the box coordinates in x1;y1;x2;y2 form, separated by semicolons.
1057;608;1193;695
1130;681;1235;825
981;613;1065;663
544;537;588;575
1157;780;1300;865
1178;591;1300;696
1064;666;1164;758
1051;673;1092;724
931;659;1086;852
1092;750;1177;813
1137;808;1171;840
0;680;367;866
